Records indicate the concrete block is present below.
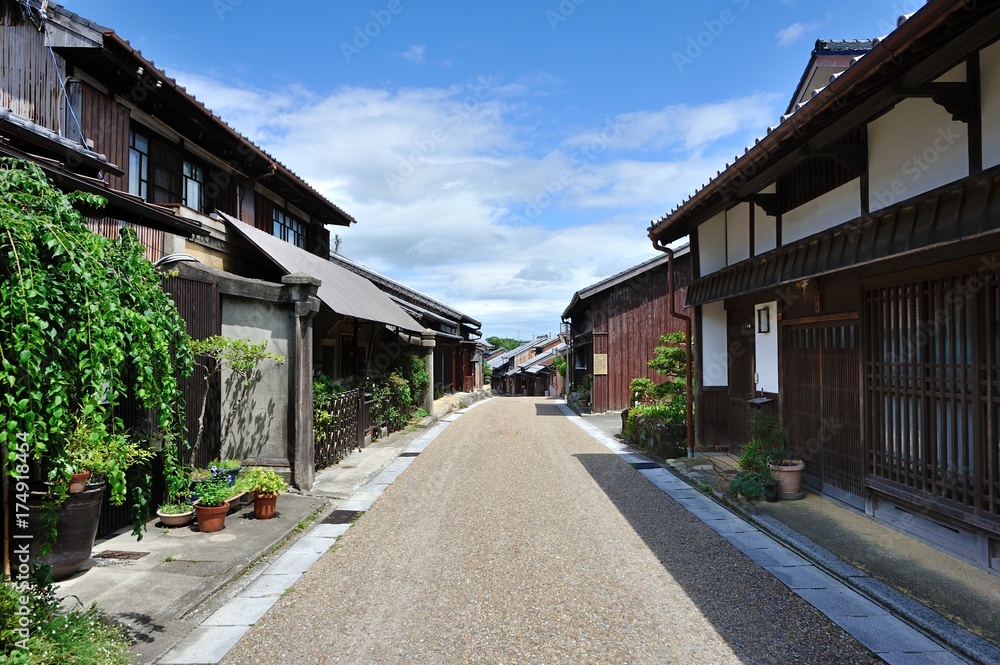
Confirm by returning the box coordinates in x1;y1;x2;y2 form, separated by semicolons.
203;596;279;626
264;550;324;576
795;586;887;618
831;614;943;654
158;625;250;664
242;573;301;597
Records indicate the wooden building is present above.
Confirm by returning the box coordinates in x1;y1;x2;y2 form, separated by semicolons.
0;1;430;500
329;252;484;394
649;2;1000;570
490;335;563;396
562;248;691;413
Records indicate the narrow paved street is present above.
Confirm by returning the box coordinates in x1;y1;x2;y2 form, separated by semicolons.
222;398;875;664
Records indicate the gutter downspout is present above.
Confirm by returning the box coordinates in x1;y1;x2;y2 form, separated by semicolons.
653;240;694;458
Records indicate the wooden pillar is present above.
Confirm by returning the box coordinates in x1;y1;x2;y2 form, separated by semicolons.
282;274;320;490
422;329;436;415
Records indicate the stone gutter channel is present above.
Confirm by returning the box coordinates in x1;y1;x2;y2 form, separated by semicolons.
562;405;1000;665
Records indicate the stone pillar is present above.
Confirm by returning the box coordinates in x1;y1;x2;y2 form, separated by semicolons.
422;329;436;416
282;273;321;491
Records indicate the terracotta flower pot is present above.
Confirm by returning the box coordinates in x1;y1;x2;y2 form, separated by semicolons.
770;460;805;499
253;492;278;520
194;501;230;532
68;470;91;494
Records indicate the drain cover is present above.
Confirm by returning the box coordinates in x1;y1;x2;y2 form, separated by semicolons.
93;550;148;560
399;452;420;457
630;462;660;470
322;510;362;524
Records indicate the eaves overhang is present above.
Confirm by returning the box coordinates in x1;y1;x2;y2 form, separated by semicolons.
648;0;991;247
0;144;207;238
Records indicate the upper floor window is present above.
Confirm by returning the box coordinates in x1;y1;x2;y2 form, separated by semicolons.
128;130;149;200
183;160;205;212
272;208;306;249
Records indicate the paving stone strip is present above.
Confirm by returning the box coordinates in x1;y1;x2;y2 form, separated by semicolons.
157;403;487;664
558;403;973;665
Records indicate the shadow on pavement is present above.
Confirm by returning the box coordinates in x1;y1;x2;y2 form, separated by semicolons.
572;452;879;664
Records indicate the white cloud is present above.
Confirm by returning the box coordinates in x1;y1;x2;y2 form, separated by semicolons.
776;21;821;47
176;72;784;337
396;44;426;64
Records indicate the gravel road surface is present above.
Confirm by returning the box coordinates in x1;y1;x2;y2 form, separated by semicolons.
222;397;876;664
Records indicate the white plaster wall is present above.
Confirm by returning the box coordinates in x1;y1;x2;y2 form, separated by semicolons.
981;41;1000;170
221;296;292;463
701;300;729;387
782;178;861;244
754;203;776;254
868;98;968;212
934;62;966;84
699;211;727;276
726;203;751;265
754;301;779;394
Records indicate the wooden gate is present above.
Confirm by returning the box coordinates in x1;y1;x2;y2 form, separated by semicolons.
782;316;864;507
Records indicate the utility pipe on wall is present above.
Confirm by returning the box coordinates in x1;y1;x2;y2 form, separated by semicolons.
652;239;694;458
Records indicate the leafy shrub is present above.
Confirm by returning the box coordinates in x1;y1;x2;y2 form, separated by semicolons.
1;566;130;664
195;477;230;508
728;469;776;502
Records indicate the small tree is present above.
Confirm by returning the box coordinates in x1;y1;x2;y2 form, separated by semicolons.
623;332;688;443
188;335;284;464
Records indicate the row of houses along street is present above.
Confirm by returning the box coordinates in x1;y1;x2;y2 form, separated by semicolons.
2;0;1000;663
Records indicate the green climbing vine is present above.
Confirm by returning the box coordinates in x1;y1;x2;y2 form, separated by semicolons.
0;158;193;537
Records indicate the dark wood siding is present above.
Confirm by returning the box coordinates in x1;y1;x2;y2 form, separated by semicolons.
782;317;864;506
0;15;62;129
78;82;129;190
162;273;222;468
586;259;691;412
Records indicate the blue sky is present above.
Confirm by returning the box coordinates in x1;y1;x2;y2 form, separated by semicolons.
65;0;921;340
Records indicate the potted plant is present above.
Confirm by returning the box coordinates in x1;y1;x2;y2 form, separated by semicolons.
728;437;778;502
193;476;231;532
156;502;195;527
237;467;287;520
1;159;195;573
208;458;243;486
745;408;804;500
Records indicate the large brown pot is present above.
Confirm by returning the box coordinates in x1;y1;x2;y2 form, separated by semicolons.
253;492;278;520
12;482;105;580
770;460;805;499
194;501;230;532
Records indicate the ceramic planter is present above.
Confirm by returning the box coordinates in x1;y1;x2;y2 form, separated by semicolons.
769;460;805;499
252;492;278;520
15;482;105;580
156;507;194;527
193;501;230;532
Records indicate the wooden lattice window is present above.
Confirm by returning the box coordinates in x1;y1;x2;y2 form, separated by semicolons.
864;270;1000;522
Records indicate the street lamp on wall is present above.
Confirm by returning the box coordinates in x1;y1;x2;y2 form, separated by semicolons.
756;306;770;334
